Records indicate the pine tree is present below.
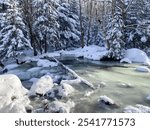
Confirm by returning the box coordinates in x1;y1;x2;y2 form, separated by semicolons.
0;0;31;60
57;0;80;49
106;0;125;60
33;0;59;53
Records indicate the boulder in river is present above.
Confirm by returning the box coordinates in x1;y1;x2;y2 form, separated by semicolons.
28;75;54;96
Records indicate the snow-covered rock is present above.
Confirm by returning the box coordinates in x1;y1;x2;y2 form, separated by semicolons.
135;66;150;73
47;100;75;113
45;83;74;99
124;48;150;65
4;64;19;70
29;75;53;96
0;74;30;113
37;59;58;67
120;58;132;64
124;104;150;113
98;96;115;106
58;83;74;97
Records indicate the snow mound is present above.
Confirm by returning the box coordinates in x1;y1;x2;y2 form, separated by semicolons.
48;100;75;113
124;48;150;65
124;104;150;113
37;59;58;67
120;58;132;64
135;66;150;73
61;45;108;61
4;64;19;70
29;75;53;96
0;74;29;113
98;95;115;105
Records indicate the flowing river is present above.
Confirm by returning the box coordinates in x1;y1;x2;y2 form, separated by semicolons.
5;58;150;113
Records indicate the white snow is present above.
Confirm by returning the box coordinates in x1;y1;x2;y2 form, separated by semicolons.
37;59;58;67
28;75;53;96
120;58;132;64
27;67;42;72
124;104;150;113
124;48;150;65
4;63;19;70
141;36;147;43
58;83;74;97
0;74;29;113
61;45;108;61
48;100;75;113
135;66;150;73
98;95;115;105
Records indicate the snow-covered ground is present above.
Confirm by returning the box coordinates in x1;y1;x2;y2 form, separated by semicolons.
0;74;30;113
61;45;108;60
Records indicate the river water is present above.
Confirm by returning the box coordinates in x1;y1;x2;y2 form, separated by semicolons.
61;59;150;113
5;59;150;113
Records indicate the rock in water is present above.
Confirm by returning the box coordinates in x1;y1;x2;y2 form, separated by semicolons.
0;74;30;113
135;66;150;73
29;75;53;96
98;95;115;106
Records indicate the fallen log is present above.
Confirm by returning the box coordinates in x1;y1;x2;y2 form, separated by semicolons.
52;57;95;90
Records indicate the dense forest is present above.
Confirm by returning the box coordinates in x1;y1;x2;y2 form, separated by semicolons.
0;0;150;60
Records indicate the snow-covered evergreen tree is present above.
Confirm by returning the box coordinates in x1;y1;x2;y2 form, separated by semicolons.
0;0;31;60
106;0;125;60
57;0;80;49
125;0;150;49
33;0;59;53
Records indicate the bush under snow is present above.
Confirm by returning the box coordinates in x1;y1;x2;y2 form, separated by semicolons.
0;74;30;113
